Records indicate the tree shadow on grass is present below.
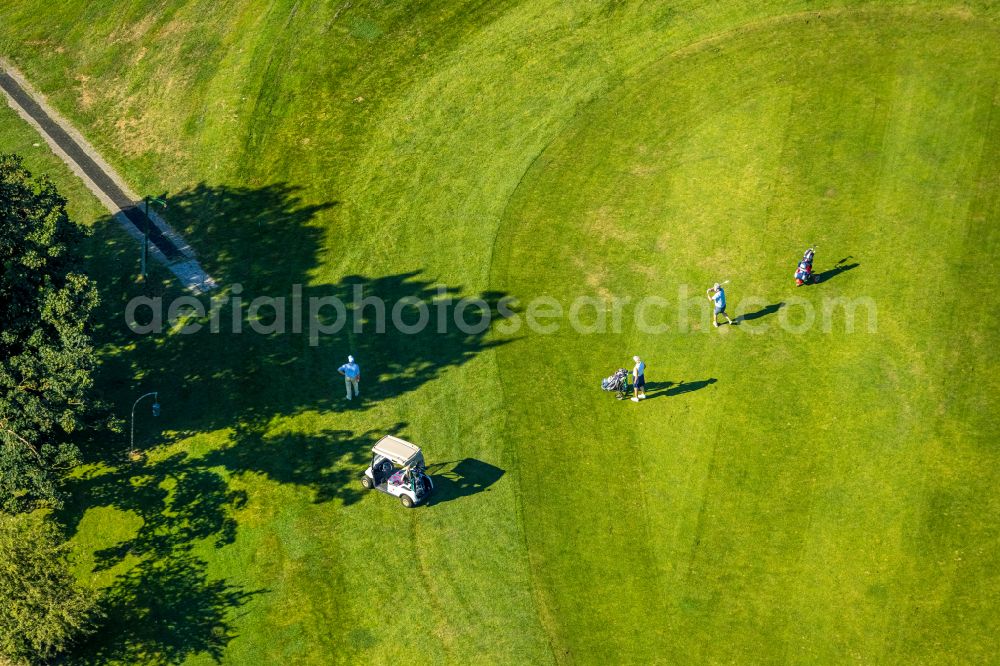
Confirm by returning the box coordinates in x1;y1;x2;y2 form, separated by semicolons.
200;419;396;506
423;458;505;506
58;421;384;662
85;454;247;571
57;450;260;664
75;553;261;665
68;181;516;662
85;181;514;451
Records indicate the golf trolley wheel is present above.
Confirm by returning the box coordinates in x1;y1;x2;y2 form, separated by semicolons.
400;495;414;508
361;476;373;490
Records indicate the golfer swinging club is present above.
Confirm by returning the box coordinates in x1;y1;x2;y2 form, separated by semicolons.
707;282;734;328
338;355;361;400
631;355;646;402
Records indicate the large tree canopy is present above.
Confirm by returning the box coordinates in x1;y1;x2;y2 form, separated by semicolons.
0;153;100;511
0;512;99;663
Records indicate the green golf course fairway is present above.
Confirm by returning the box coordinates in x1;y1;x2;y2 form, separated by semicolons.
1;1;998;663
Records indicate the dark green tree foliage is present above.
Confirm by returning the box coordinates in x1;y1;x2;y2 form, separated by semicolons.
0;153;99;511
0;512;99;663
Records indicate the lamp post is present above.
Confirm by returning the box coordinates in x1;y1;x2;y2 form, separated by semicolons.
129;391;160;459
140;195;167;282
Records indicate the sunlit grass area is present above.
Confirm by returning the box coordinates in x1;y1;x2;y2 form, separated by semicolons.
1;1;997;662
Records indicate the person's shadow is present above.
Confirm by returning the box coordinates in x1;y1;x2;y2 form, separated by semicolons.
644;378;717;399
737;302;784;323
814;257;860;283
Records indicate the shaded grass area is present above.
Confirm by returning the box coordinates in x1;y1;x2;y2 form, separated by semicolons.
65;187;522;662
1;95;536;662
91;181;512;442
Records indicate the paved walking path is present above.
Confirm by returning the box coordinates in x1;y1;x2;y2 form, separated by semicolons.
0;60;216;293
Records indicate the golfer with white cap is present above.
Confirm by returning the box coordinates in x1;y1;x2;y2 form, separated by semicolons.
707;282;734;328
631;355;646;402
338;355;361;400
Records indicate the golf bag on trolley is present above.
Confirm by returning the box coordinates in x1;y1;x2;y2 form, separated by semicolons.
795;247;816;286
601;368;630;400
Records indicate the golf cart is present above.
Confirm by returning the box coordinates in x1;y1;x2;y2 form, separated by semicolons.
361;435;434;508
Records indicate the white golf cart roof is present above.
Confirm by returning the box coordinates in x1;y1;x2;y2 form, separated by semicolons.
372;435;424;467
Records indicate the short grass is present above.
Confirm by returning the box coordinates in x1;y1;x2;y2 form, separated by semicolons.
1;1;998;663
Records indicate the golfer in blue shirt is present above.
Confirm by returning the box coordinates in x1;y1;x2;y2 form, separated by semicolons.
338;355;361;400
707;283;734;328
631;355;646;402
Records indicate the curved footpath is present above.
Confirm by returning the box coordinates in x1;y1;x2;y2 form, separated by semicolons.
0;60;215;293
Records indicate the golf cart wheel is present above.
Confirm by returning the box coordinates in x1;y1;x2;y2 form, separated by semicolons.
400;495;414;508
361;476;373;490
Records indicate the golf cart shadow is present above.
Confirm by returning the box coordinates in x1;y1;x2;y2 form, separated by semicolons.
423;458;505;506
